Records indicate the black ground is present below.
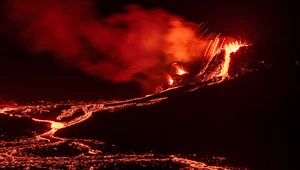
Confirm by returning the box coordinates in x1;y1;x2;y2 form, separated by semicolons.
56;64;298;170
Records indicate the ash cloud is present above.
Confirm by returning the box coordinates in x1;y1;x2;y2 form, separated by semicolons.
6;0;210;92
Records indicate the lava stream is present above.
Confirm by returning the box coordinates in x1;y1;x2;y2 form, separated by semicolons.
218;41;246;78
0;38;249;169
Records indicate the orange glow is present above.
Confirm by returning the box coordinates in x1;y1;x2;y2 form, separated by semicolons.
218;41;246;77
50;122;64;129
168;76;174;85
1;92;239;169
176;67;187;75
165;40;245;87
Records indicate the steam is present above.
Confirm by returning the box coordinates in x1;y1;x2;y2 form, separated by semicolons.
6;0;210;91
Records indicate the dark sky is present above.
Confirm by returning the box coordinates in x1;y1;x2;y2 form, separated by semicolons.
0;0;290;102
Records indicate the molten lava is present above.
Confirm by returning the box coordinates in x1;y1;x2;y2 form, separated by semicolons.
176;67;188;75
218;41;246;78
161;40;247;89
50;121;65;129
168;76;174;85
166;64;189;87
0;42;255;169
0;1;260;169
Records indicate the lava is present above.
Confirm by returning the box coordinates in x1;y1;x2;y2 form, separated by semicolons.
5;0;251;94
0;34;251;169
6;0;219;91
218;41;246;78
175;65;188;75
0;40;255;169
168;76;174;85
1;1;255;168
0;97;229;169
0;99;235;169
177;68;186;75
159;39;248;90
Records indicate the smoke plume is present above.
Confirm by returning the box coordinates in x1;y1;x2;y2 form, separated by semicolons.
6;0;210;92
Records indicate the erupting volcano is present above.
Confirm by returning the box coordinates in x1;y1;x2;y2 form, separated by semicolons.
0;0;291;169
4;0;252;93
157;40;247;92
0;39;258;169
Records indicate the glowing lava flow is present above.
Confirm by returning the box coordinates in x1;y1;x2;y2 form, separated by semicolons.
163;39;247;90
0;35;250;170
0;98;235;169
168;76;174;85
166;64;188;87
32;119;64;130
200;39;247;80
218;41;246;78
176;66;188;75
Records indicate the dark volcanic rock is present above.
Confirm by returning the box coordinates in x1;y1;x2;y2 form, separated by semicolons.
0;114;51;141
56;66;298;170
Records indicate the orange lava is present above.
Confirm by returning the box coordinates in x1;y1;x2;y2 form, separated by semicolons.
1;92;239;169
176;67;187;75
50;122;64;129
166;64;188;86
218;41;246;77
168;76;174;85
166;39;246;87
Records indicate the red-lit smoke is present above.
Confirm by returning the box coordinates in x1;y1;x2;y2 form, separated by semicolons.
0;97;16;105
6;0;210;91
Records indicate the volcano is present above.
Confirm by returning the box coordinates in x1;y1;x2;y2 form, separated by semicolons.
1;43;296;169
0;0;293;169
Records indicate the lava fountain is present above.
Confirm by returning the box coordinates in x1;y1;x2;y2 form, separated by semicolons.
218;41;247;78
0;39;257;169
0;0;263;169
